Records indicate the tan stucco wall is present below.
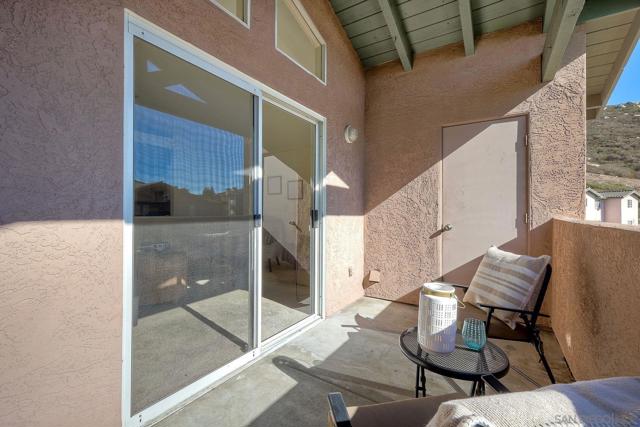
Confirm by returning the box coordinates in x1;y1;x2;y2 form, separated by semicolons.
0;1;365;426
552;217;640;379
363;22;586;304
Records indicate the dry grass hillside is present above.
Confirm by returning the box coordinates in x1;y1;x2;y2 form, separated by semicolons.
587;102;640;190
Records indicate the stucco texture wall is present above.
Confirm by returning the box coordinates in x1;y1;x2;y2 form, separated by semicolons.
0;1;365;426
552;218;640;379
363;21;586;305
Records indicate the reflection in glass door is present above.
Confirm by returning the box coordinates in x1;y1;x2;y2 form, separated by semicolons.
131;38;256;413
261;101;316;340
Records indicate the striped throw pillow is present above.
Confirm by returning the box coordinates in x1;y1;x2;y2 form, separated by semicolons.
462;247;551;329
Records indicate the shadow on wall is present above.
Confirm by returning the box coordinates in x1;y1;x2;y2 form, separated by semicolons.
363;223;551;306
362;21;585;305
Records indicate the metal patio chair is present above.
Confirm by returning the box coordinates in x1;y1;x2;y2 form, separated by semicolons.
453;264;556;384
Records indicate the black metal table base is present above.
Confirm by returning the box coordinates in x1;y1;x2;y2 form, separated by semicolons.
414;367;487;398
415;365;427;397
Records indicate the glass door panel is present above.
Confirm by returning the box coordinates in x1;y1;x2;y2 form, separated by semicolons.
131;38;255;413
261;101;316;340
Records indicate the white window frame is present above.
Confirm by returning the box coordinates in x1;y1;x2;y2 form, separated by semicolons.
209;0;251;28
122;10;327;427
628;199;633;208
274;0;327;85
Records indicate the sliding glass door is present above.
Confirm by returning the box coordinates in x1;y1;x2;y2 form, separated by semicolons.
127;26;321;420
261;102;317;340
131;38;256;413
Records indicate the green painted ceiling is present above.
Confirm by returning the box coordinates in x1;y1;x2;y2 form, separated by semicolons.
331;0;546;68
330;0;640;117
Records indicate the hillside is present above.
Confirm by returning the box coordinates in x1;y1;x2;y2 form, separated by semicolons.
587;102;640;179
587;172;640;192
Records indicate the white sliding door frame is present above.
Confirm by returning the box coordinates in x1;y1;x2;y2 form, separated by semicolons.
122;10;326;427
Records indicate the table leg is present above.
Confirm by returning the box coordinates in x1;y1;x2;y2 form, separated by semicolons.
414;366;427;397
470;381;477;396
478;379;485;395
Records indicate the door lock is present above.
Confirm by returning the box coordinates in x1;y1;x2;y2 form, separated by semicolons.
442;224;453;232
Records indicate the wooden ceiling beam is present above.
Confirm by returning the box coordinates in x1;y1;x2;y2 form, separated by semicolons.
543;0;557;32
376;0;413;71
458;0;475;56
542;0;585;82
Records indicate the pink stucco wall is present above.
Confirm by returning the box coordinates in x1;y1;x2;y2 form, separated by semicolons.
552;217;640;379
0;1;365;425
363;21;586;305
603;198;622;223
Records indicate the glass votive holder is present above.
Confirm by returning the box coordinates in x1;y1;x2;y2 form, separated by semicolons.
462;318;487;351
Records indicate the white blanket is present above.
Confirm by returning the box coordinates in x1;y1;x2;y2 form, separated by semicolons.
427;377;640;427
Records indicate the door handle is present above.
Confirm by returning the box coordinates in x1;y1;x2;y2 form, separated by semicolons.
442;224;453;232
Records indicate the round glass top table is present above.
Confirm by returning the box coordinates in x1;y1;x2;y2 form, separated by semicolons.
399;326;509;397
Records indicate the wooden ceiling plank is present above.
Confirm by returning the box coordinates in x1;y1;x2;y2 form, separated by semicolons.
344;11;387;38
586;23;632;46
331;0;369;14
412;30;464;53
362;49;400;68
587;94;603;109
337;0;381;26
351;25;392;49
586;51;619;67
597;10;640;116
474;4;545;35
357;37;397;58
586;38;625;56
578;0;640;24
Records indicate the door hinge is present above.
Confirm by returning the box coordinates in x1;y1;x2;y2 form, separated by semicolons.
254;213;262;227
524;212;529;224
311;209;319;229
524;133;529;147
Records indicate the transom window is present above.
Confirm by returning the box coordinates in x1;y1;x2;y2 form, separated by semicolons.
276;0;326;82
210;0;249;25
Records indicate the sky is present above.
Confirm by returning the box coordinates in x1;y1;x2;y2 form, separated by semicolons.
608;40;640;105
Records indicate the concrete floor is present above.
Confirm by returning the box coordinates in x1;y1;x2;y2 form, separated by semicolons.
153;297;572;427
133;264;311;413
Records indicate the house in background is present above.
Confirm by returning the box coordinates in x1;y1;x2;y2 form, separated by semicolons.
585;188;640;225
585;188;604;221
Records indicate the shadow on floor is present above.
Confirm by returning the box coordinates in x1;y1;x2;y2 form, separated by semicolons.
154;297;572;427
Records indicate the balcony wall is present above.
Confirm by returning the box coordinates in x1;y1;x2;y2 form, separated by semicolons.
552;217;640;379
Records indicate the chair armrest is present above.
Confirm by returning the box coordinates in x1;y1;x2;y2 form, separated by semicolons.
477;304;549;318
450;283;470;293
327;392;352;427
481;375;510;393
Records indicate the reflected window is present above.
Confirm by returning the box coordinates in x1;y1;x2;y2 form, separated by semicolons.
131;38;255;414
134;105;248;218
